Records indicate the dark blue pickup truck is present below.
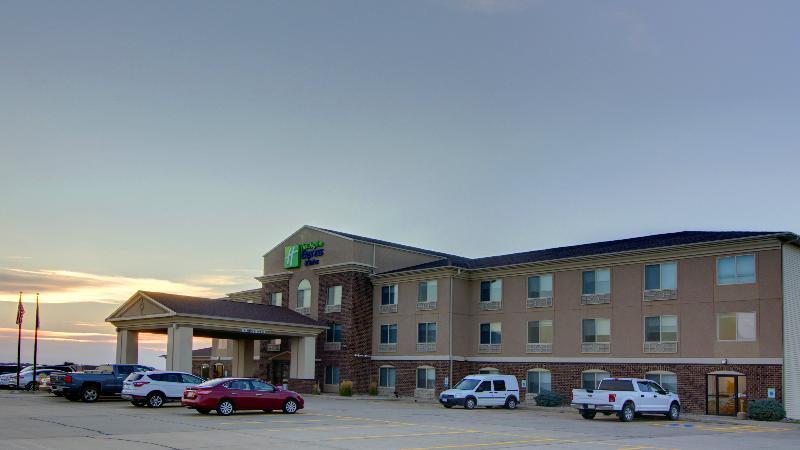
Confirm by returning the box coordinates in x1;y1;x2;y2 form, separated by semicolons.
51;364;153;402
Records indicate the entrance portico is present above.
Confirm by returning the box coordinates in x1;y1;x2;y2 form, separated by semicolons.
106;291;326;388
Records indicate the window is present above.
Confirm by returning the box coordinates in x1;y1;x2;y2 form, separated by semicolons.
527;274;553;298
381;285;398;305
182;374;204;384
493;380;507;391
418;280;438;303
327;286;342;306
582;269;610;295
526;370;551;395
645;262;677;290
269;292;282;306
582;318;610;343
324;366;340;385
251;380;276;392
417;322;437;343
717;254;756;285
598;379;634;391
527;320;553;344
582;371;610;390
218;339;227;350
226;380;252;390
416;367;435;389
326;323;342;343
254;340;261;359
297;279;311;308
480;279;502;302
476;380;492;392
644;316;678;342
717;312;756;341
380;324;397;344
379;367;396;388
479;322;502;345
646;372;677;393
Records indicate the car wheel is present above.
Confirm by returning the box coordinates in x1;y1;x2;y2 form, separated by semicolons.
81;386;99;403
505;397;518;410
581;412;597;420
619;402;635;422
283;399;298;414
667;402;680;421
217;399;235;416
147;392;166;408
196;408;211;415
464;397;477;410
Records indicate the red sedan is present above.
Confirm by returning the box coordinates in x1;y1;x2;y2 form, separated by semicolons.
181;378;304;416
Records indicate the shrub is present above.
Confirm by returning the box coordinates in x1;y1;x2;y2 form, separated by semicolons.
748;399;786;421
534;390;563;407
368;382;378;396
311;382;321;395
339;380;353;397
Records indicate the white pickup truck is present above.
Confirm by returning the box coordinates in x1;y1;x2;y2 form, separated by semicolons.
571;378;681;422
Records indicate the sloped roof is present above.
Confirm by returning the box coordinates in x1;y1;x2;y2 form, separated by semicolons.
376;231;792;274
192;347;212;358
315;226;468;261
140;291;324;328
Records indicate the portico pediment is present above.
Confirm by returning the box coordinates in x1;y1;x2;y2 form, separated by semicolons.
106;291;173;321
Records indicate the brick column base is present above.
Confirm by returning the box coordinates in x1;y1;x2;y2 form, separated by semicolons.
288;378;315;393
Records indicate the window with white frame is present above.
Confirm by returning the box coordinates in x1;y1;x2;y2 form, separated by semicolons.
582;269;610;295
417;322;437;344
582;318;610;343
582;370;610;390
480;279;502;302
644;316;678;342
527;274;553;298
527;369;552;395
380;324;397;344
717;312;756;341
327;285;342;306
324;366;339;385
527;320;553;344
479;322;502;345
269;292;283;306
418;280;438;303
645;262;677;290
381;285;398;305
379;366;396;388
297;279;311;308
717;254;756;285
326;323;342;343
416;367;435;389
645;371;677;393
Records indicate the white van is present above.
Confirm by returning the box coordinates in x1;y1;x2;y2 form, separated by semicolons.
439;374;520;410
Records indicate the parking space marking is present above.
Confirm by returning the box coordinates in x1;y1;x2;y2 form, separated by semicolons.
401;438;561;449
326;430;483;441
650;423;791;433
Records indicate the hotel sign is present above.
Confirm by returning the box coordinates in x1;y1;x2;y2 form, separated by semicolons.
241;328;269;335
284;241;325;269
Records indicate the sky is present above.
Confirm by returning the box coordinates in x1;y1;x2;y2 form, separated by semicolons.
1;0;798;368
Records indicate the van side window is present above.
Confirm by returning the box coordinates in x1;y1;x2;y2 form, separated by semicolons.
476;381;492;392
493;380;506;391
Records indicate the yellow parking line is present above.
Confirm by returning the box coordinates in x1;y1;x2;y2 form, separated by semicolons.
401;438;560;450
327;430;482;441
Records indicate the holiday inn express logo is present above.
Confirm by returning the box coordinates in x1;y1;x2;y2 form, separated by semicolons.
284;241;325;269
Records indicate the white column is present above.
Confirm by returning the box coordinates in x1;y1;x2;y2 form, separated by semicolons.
166;325;193;372
231;339;256;377
115;329;138;364
289;336;316;379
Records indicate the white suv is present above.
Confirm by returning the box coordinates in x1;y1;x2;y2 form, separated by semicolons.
122;371;204;408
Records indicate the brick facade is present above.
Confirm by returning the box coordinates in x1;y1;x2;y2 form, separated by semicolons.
263;279;290;307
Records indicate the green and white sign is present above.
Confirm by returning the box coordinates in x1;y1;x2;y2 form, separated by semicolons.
284;245;300;269
284;241;325;269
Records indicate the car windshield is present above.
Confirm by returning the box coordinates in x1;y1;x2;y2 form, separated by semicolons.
453;379;481;390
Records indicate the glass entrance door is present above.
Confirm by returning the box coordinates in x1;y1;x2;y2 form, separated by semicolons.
707;374;743;415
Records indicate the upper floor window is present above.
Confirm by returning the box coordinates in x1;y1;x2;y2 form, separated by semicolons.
327;286;342;306
417;322;437;344
645;262;677;290
582;318;610;343
381;285;398;305
418;280;438;303
380;324;397;344
269;292;283;307
582;269;610;295
645;316;678;342
326;323;342;343
527;320;553;344
527;274;553;299
480;279;502;302
717;312;756;341
717;254;755;285
479;322;502;345
297;279;311;308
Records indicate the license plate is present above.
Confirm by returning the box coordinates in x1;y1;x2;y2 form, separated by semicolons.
587;404;595;409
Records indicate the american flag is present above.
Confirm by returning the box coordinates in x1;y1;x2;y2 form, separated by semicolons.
15;296;25;325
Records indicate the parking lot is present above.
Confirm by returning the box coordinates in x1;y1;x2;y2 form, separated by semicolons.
1;391;798;450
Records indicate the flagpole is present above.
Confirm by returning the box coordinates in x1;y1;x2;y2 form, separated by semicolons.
16;292;22;390
32;293;40;392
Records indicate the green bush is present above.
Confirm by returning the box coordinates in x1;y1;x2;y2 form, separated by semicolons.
534;390;563;407
748;399;785;421
339;380;353;397
368;382;378;396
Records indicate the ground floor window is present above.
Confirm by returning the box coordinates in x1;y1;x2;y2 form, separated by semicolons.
416;367;435;389
527;369;551;395
379;366;396;388
645;371;677;393
581;370;610;390
325;366;340;385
